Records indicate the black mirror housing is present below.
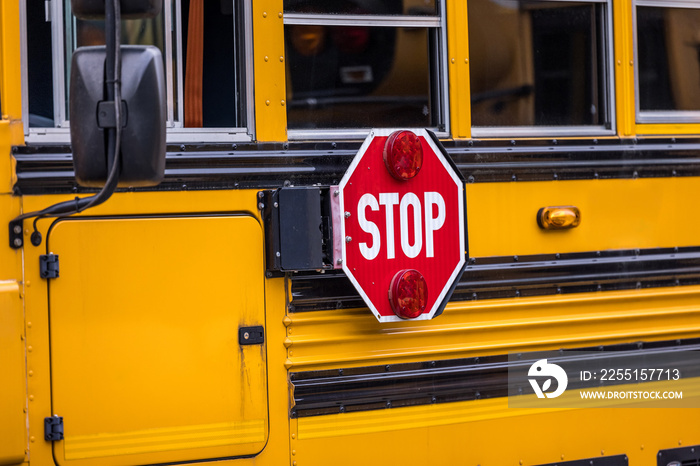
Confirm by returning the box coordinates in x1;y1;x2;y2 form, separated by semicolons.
71;0;161;19
70;45;166;188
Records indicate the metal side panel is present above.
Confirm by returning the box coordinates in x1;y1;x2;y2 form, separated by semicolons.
466;177;700;258
291;401;693;466
47;215;268;466
0;280;26;466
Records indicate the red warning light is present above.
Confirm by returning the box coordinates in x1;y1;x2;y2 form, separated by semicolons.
383;130;424;181
388;269;428;319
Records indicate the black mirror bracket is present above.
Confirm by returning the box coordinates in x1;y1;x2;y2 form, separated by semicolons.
97;101;128;129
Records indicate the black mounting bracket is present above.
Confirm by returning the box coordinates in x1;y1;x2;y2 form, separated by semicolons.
9;220;23;249
262;187;335;275
96;100;128;128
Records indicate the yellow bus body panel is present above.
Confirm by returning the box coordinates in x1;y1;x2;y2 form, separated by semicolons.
293;401;700;465
0;0;22;124
0;280;26;466
446;0;472;139
636;124;700;136
613;0;634;137
46;215;268;466
5;0;700;462
17;191;296;466
0;128;23;466
466;177;700;257
285;286;700;372
0;121;17;193
253;0;287;142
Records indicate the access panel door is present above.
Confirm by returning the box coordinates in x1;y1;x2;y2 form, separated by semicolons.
47;215;268;466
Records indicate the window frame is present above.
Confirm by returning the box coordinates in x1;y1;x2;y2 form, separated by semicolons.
469;0;617;138
20;0;255;144
283;3;450;141
633;0;700;124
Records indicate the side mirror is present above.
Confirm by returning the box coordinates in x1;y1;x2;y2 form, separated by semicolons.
70;46;166;188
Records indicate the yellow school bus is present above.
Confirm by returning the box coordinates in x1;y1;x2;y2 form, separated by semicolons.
2;0;700;465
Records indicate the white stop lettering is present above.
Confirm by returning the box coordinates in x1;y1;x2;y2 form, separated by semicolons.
357;192;445;260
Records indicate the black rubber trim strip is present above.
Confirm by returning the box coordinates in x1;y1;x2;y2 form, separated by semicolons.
289;338;700;418
535;455;628;466
289;247;700;312
12;137;700;194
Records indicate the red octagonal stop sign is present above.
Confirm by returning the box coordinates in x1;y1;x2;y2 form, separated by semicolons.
339;129;466;322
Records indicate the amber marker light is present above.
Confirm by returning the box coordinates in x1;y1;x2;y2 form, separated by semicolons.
537;206;581;230
388;269;428;319
383;130;424;181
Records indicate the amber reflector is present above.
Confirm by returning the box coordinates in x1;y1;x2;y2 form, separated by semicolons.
537;206;581;230
383;130;424;181
389;269;428;319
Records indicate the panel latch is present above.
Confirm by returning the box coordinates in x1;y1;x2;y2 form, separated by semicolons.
44;415;64;441
239;326;265;345
261;187;333;276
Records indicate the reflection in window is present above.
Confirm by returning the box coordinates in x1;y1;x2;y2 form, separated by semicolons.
468;0;609;129
637;6;700;113
27;4;54;127
283;0;444;131
27;0;247;131
64;11;166;125
285;25;437;129
283;0;438;16
71;18;163;48
180;0;244;128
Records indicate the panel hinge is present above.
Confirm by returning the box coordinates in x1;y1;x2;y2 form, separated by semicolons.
44;416;64;441
40;254;59;279
239;326;264;345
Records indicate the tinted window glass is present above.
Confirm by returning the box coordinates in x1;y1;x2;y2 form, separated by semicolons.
65;11;165;123
180;0;243;127
28;0;247;131
285;25;438;129
468;0;608;128
27;3;54;127
283;0;438;16
637;6;700;112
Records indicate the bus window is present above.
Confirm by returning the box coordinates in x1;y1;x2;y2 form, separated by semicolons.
283;0;438;15
67;13;167;118
25;2;53;128
468;0;613;136
635;1;700;123
24;0;251;140
283;0;446;137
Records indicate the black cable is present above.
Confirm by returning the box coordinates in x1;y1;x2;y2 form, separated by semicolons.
80;0;122;211
12;0;123;243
